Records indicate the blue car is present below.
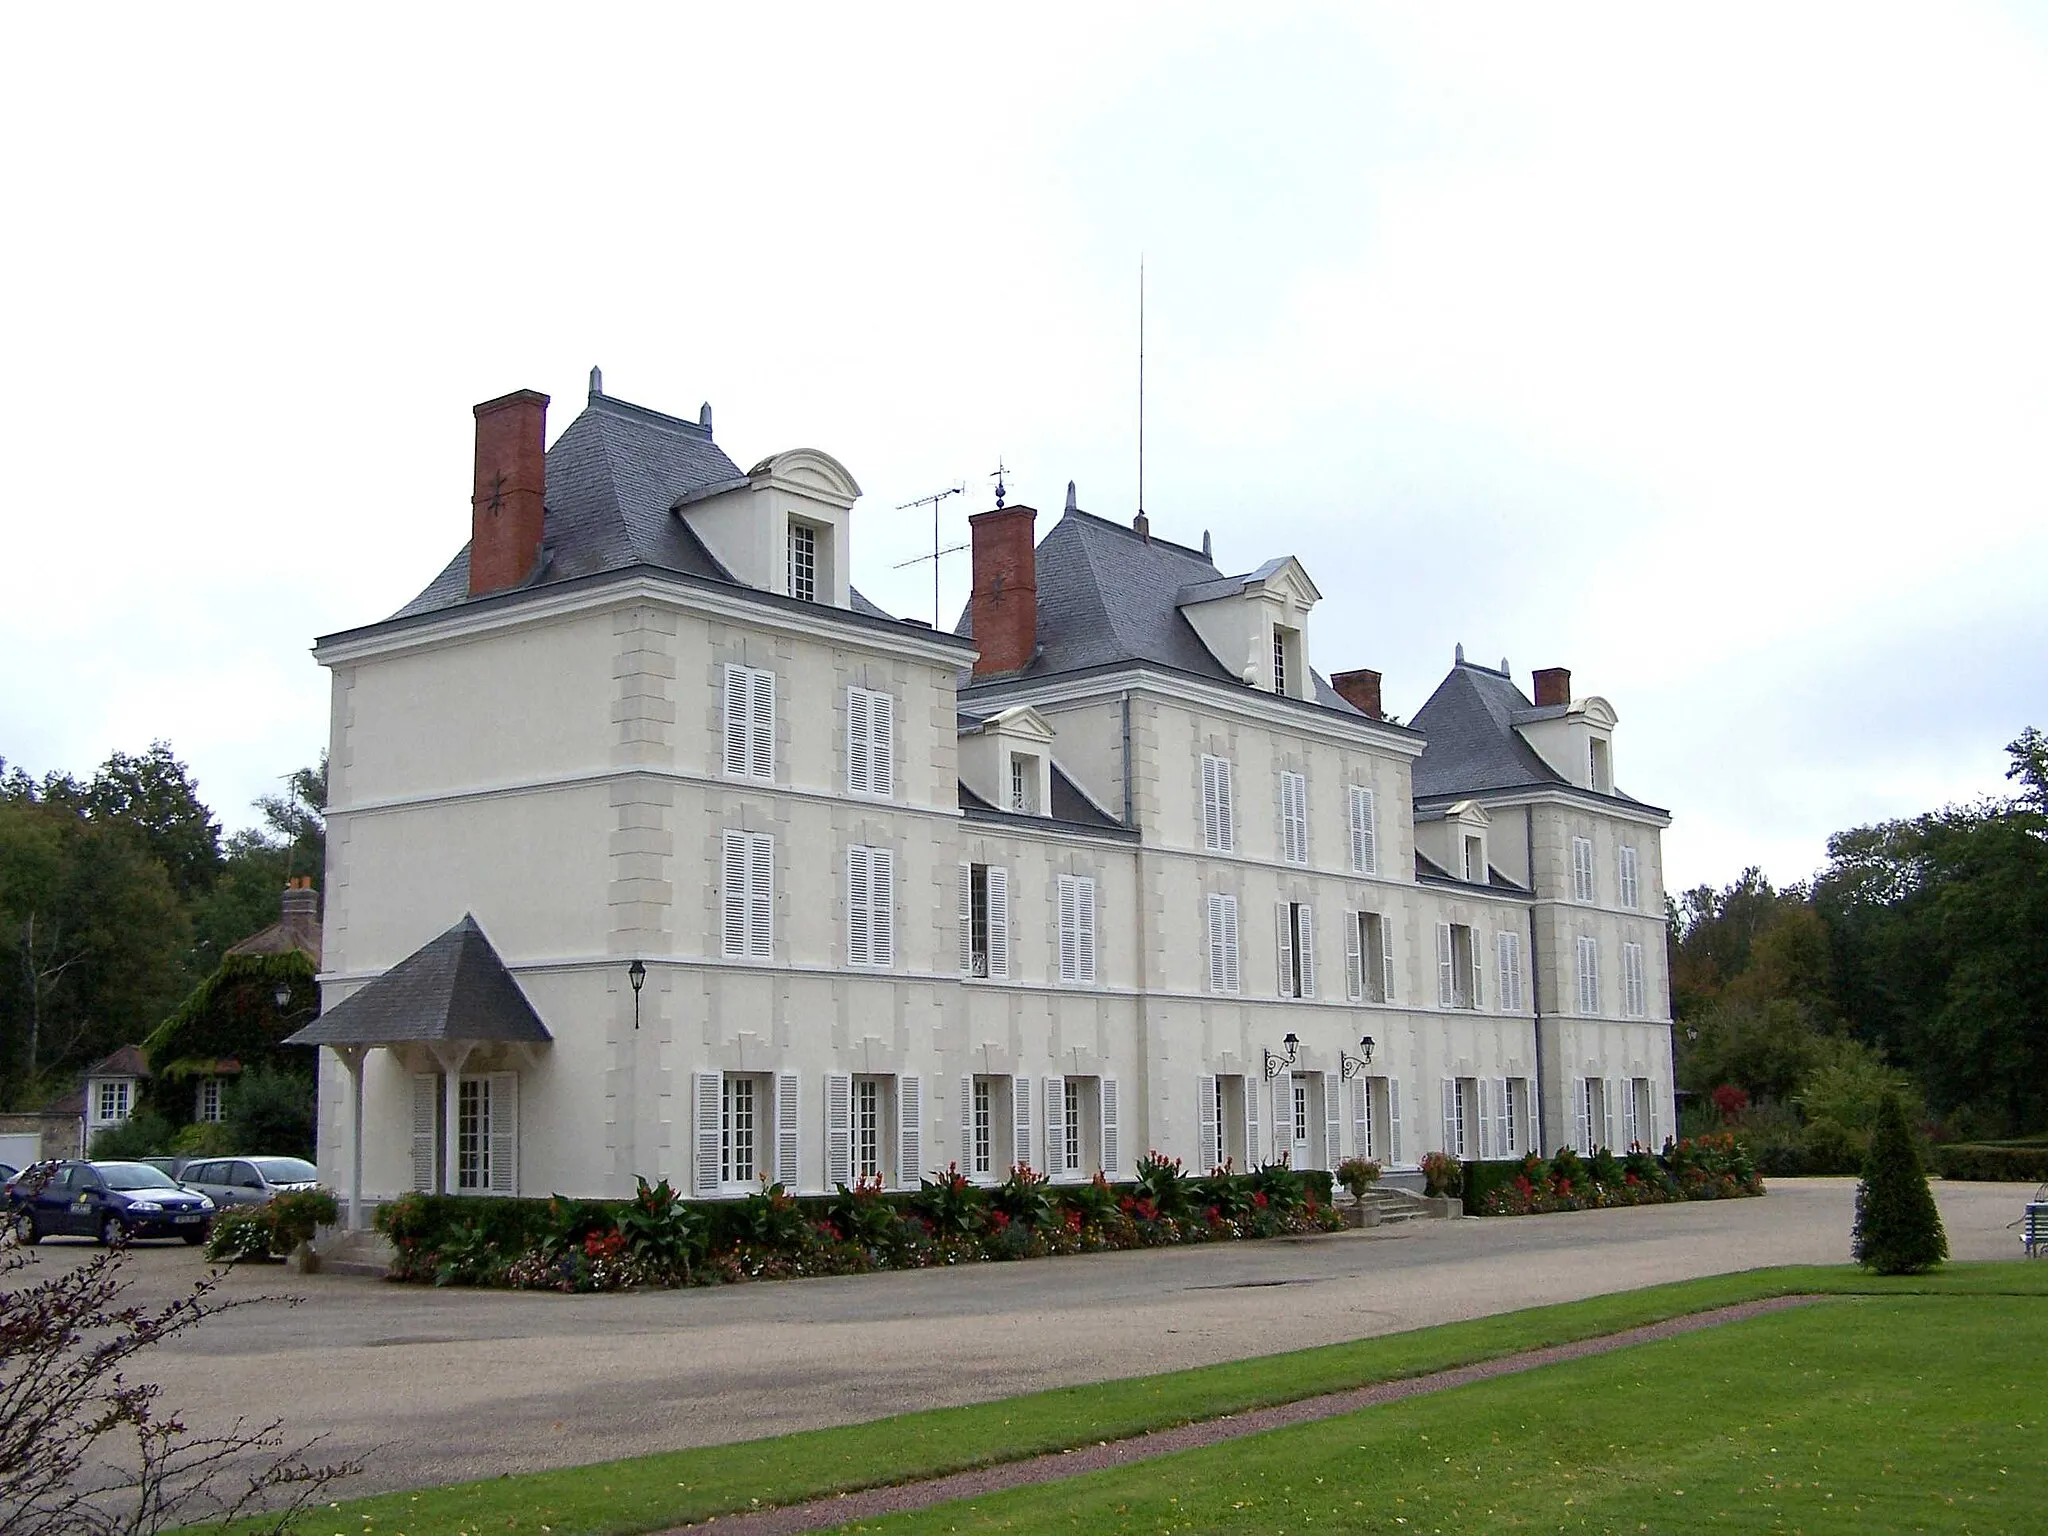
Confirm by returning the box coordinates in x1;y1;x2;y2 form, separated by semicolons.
7;1159;216;1245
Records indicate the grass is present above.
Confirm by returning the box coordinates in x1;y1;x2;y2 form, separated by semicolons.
188;1263;2048;1536
848;1291;2048;1533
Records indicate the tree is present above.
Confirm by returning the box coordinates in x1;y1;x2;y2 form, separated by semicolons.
2008;726;2048;814
1851;1092;1947;1274
223;1066;317;1159
77;743;222;902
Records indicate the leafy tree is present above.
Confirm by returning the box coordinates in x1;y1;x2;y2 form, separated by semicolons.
1852;1092;1947;1274
222;1066;316;1159
76;743;222;902
2008;726;2048;813
1675;996;1823;1105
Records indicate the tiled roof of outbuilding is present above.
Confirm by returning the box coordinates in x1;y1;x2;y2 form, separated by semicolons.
284;915;551;1047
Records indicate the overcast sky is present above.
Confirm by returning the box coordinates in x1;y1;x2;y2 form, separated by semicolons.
5;4;2044;896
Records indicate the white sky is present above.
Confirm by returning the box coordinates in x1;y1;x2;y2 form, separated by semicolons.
4;4;2044;896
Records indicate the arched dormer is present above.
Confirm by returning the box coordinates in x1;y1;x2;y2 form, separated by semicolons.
1515;692;1620;793
679;448;863;606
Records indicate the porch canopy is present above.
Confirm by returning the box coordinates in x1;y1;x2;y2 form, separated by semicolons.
287;914;550;1226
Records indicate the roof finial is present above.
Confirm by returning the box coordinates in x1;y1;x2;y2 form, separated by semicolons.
1201;529;1212;560
589;365;603;398
991;457;1009;509
1065;480;1077;512
1500;656;1510;675
699;402;713;435
1455;642;1466;664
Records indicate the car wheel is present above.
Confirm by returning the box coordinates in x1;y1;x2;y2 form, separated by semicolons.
17;1210;41;1245
181;1225;209;1246
97;1213;126;1247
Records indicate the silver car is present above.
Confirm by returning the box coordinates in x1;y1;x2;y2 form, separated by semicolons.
177;1156;320;1208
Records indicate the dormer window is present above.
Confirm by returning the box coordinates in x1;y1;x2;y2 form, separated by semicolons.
1271;624;1304;697
1273;628;1288;694
788;522;818;603
1463;835;1485;884
1010;753;1041;815
1590;737;1612;794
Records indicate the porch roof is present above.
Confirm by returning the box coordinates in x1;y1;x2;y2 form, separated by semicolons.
285;915;552;1048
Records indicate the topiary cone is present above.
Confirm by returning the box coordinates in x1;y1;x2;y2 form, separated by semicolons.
1852;1092;1947;1275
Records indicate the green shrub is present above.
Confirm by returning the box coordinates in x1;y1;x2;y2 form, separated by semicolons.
990;1163;1058;1229
618;1177;706;1276
1133;1152;1192;1217
204;1206;275;1262
1459;1159;1528;1214
1248;1161;1307;1213
1930;1143;2048;1181
169;1121;235;1158
1059;1172;1121;1231
1854;1093;1948;1275
825;1179;903;1254
222;1066;316;1159
267;1187;339;1251
911;1164;987;1237
89;1112;174;1161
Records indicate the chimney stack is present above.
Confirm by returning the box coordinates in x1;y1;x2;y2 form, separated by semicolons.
968;503;1038;677
1331;668;1384;719
1532;667;1572;707
279;877;320;954
468;389;550;597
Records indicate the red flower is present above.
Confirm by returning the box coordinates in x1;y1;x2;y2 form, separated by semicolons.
1253;1191;1268;1208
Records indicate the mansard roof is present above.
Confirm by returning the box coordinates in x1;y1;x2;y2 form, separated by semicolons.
958;763;1136;839
285;915;552;1047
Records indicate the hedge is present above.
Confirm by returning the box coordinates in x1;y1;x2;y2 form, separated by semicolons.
1462;1134;1764;1216
1930;1143;2048;1182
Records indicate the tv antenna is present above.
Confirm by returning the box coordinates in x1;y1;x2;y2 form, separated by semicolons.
1138;257;1145;523
893;483;967;628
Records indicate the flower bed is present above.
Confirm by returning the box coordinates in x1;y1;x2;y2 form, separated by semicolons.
1463;1134;1764;1217
374;1157;1343;1292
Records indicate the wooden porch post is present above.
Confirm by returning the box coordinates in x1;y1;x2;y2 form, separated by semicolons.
333;1044;369;1230
430;1042;475;1195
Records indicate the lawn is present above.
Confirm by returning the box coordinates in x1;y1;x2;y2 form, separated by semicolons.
188;1263;2048;1536
843;1291;2048;1533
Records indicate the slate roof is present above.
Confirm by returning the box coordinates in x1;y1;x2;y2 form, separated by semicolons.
390;388;902;626
85;1045;148;1079
285;915;552;1047
959;764;1136;839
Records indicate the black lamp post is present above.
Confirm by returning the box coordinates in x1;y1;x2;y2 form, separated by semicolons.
1263;1031;1300;1080
628;958;646;1030
1340;1035;1376;1080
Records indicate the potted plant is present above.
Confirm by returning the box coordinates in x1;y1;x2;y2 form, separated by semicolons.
1333;1155;1382;1226
1420;1151;1465;1216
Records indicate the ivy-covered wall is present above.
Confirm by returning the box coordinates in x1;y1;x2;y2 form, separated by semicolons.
138;950;317;1126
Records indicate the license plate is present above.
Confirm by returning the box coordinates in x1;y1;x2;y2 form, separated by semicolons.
174;1214;202;1224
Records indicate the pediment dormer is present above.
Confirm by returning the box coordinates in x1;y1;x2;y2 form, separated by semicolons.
1514;693;1621;793
1176;555;1322;698
679;448;863;609
958;704;1059;816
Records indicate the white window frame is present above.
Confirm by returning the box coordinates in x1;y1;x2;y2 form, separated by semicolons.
1201;754;1235;853
971;1076;994;1177
1057;873;1097;984
196;1077;224;1124
1503;1077;1527;1156
845;687;895;798
722;663;775;783
1618;844;1640;910
853;1075;886;1182
1575;934;1601;1016
960;863;1009;980
1206;892;1241;994
1347;784;1378;874
1276;900;1316;999
1571;835;1595;904
1437;922;1480;1009
1279;770;1309;865
845;844;895;970
721;1073;763;1188
1347;909;1394;1004
96;1079;131;1123
788;521;818;603
455;1072;519;1195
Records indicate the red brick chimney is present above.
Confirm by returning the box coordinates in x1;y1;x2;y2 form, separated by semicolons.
469;389;550;597
1331;668;1384;719
968;505;1038;677
279;877;320;954
1532;667;1572;707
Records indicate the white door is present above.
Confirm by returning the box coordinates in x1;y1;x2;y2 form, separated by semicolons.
1290;1076;1311;1168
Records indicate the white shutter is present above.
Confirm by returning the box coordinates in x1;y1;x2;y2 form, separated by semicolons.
1012;1075;1031;1169
897;1075;922;1189
1495;1077;1511;1156
1099;1077;1120;1175
722;665;750;777
1441;1078;1458;1158
1074;877;1096;983
846;687;871;795
958;863;974;974
846;846;871;968
1345;912;1363;1001
1474;1078;1492;1160
959;1074;974;1174
1604;1077;1620;1152
722;832;748;958
988;866;1009;980
1207;896;1227;993
1197;1074;1219;1173
1350;1075;1370;1162
1322;1072;1341;1171
774;1070;800;1188
870;691;894;798
1619;845;1637;909
1276;901;1294;998
1281;772;1307;863
1623;1078;1640;1148
1388;1078;1404;1164
409;1074;438;1193
1359;787;1378;873
1297;906;1316;999
1470;934;1484;1012
1223;896;1241;993
1244;1074;1261;1170
749;834;773;958
1201;756;1221;850
1575;1078;1592;1156
748;668;775;781
693;1071;722;1196
1647;1082;1662;1149
1043;1075;1067;1175
1273;1076;1291;1163
1058;877;1079;982
1436;922;1455;1008
870;847;894;969
487;1073;518;1194
1381;914;1397;1004
826;1073;853;1188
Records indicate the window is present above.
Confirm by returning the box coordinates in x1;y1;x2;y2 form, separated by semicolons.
1293;1078;1310;1148
1044;1074;1113;1178
1577;1077;1609;1156
1576;935;1601;1015
196;1078;224;1124
722;664;775;782
1442;1078;1476;1159
722;1074;762;1186
788;521;817;602
96;1080;131;1123
1064;1079;1082;1174
1206;893;1241;994
845;687;895;797
1436;922;1481;1009
854;1076;886;1181
1590;737;1612;794
1571;835;1595;903
1496;931;1524;1012
1009;753;1040;814
845;844;895;969
1201;754;1235;852
1618;844;1640;909
1622;941;1647;1018
1628;1077;1656;1149
1057;874;1097;984
721;831;774;959
1347;784;1378;874
959;863;1009;979
1347;910;1393;1003
1279;771;1309;864
1463;835;1485;883
453;1073;518;1194
961;1074;1016;1180
1276;901;1316;998
1504;1077;1530;1156
1352;1075;1401;1165
972;1077;993;1176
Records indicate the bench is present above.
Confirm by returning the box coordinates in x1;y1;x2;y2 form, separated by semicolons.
2026;1204;2048;1258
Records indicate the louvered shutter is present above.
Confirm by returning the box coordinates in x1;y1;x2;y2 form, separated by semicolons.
722;666;750;777
1495;1077;1511;1155
846;687;871;795
1099;1077;1120;1175
1281;772;1307;863
1207;896;1227;993
1297;905;1316;999
870;848;894;969
958;864;974;974
1574;1078;1592;1156
897;1075;922;1189
1359;787;1377;874
1222;897;1241;993
1322;1072;1341;1170
1273;1076;1291;1163
1388;1078;1404;1164
1441;1079;1458;1158
987;866;1009;979
722;833;748;957
1604;1077;1620;1152
1074;877;1095;983
1275;902;1294;998
1469;935;1484;1011
1197;1074;1219;1172
958;1075;974;1173
870;691;894;798
1436;923;1455;1007
846;846;871;968
1043;1075;1067;1175
1648;1083;1662;1150
1218;758;1234;850
1244;1075;1261;1171
773;1071;801;1187
748;668;775;781
487;1073;519;1194
1350;1075;1370;1162
1345;912;1363;1001
1381;915;1397;1004
1201;756;1220;850
1012;1075;1031;1169
826;1073;853;1188
1058;877;1079;982
1474;1078;1492;1159
693;1071;722;1195
1622;1078;1640;1148
748;834;773;957
410;1074;438;1193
